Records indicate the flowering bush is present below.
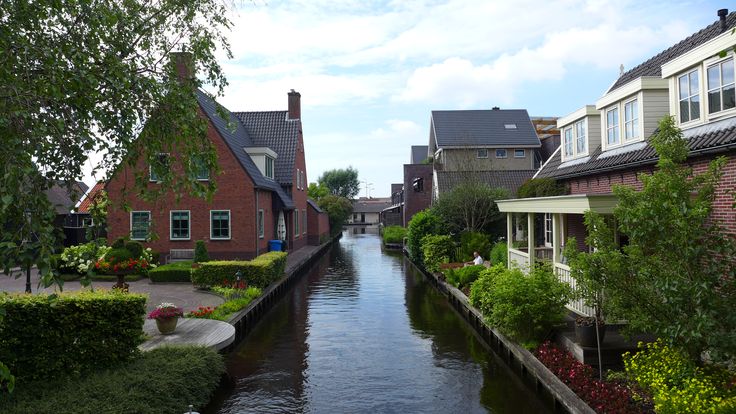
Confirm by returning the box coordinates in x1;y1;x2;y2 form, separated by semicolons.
60;242;111;274
94;246;156;275
186;306;215;319
536;341;646;413
147;303;184;320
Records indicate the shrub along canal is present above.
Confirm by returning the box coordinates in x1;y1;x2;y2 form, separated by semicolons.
204;232;550;413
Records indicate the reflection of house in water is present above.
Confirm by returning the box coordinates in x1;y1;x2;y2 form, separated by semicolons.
349;225;380;235
348;197;391;229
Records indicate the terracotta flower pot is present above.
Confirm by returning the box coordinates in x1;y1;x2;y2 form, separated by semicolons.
155;317;178;335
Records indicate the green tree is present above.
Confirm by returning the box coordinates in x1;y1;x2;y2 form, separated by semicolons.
431;182;508;234
307;182;330;201
317;195;353;236
406;209;444;265
317;167;360;199
0;0;232;288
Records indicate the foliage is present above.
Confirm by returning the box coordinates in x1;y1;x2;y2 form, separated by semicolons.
0;346;225;414
516;178;566;198
624;339;736;413
489;242;508;267
194;240;209;263
317;166;360;199
191;251;287;288
431;182;508;234
186;306;215;318
148;261;192;283
469;264;507;316
307;182;330;201
85;189;108;243
317;195;353;235
0;290;146;382
94;244;155;275
420;234;455;273
111;237;126;249
444;265;484;290
536;341;646;413
406;209;444;265
382;226;407;244
0;308;12;394
59;242;111;275
207;287;261;321
459;231;491;262
124;240;143;259
0;0;232;290
147;302;184;320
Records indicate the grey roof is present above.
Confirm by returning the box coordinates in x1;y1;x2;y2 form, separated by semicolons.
45;181;88;215
608;11;736;93
352;198;392;213
536;116;736;180
234;111;300;185
195;90;294;209
432;110;540;148
411;145;429;164
435;170;534;196
307;198;323;213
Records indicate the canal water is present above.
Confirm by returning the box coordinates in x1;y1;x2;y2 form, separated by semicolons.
205;232;550;413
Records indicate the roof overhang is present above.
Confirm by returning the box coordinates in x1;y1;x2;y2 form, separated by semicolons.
596;77;668;110
557;105;598;129
496;194;618;214
438;144;541;149
662;29;735;78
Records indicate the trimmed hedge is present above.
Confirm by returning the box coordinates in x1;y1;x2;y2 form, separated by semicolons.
382;225;407;244
0;290;146;382
0;346;225;414
191;251;287;288
149;261;193;283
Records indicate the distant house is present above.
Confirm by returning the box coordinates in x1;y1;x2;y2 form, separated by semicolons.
45;181;89;247
349;197;391;226
410;145;429;164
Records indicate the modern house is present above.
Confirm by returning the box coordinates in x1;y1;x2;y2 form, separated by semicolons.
106;54;327;261
497;9;736;316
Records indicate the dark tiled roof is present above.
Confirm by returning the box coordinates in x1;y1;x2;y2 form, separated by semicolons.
195;90;294;209
436;170;535;196
77;182;105;213
307;198;323;213
536;117;736;180
608;11;736;93
411;145;429;164
353;198;392;213
432;109;541;148
234;111;300;185
45;181;88;215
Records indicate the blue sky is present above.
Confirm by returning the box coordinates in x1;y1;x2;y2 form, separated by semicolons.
86;0;727;197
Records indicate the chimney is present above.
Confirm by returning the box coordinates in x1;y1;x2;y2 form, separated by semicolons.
170;51;194;82
492;106;500;110
719;9;728;32
288;89;301;120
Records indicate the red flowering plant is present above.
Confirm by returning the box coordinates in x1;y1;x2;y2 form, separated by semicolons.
147;302;184;320
94;257;151;274
186;306;215;319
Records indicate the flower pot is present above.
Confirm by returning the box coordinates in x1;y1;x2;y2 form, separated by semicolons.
575;319;606;347
155;317;178;335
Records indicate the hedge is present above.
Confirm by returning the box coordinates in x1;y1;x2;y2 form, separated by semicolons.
0;346;224;414
382;225;407;244
148;261;193;283
0;290;146;382
191;251;287;288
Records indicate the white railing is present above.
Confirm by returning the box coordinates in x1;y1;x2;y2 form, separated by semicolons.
554;263;594;317
508;248;530;270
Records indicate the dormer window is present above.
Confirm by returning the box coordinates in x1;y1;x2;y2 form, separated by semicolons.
265;155;274;179
678;69;700;123
563;127;573;157
504;124;517;129
575;120;586;154
706;57;735;114
623;99;639;141
606;107;620;145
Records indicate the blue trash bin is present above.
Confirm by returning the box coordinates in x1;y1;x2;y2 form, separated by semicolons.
268;240;282;252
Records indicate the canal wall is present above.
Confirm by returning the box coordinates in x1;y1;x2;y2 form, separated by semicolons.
412;260;595;414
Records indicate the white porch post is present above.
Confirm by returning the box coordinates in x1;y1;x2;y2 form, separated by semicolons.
506;212;513;268
527;212;535;268
552;213;561;265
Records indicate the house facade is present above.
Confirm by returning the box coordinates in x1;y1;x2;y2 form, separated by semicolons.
497;9;736;317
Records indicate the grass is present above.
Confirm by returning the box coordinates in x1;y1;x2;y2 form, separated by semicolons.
0;346;224;414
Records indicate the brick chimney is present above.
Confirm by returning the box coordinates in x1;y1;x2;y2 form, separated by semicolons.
288;89;301;120
171;51;194;82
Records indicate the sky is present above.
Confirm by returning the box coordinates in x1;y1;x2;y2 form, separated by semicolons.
85;0;726;197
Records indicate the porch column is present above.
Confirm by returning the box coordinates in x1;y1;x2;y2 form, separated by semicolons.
527;212;535;268
552;213;561;265
506;212;513;268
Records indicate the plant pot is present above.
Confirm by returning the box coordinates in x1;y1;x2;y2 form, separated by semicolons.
575;319;607;347
155;317;178;335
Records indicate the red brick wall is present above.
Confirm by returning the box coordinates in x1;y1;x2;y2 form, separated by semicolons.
403;164;433;227
287;120;309;251
307;204;330;245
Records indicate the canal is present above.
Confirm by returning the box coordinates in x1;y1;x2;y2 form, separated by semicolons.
205;232;551;413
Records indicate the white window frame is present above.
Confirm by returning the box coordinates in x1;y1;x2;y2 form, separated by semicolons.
514;149;525;158
563;127;573;157
149;153;169;182
193;155;210;181
495;149;507;158
544;213;553;247
477;149;488;159
678;68;701;124
210;210;231;240
170;210;191;241
575;119;586;155
706;56;736;115
605;106;620;147
265;156;275;179
623;98;639;142
130;211;151;241
303;209;307;235
294;210;299;237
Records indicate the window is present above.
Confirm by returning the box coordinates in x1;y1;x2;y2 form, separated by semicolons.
412;177;423;192
624;99;639;141
495;149;507;158
303;210;307;235
514;149;525;158
606;107;620;146
294;210;299;236
193;155;209;181
707;58;735;114
257;210;264;239
131;211;150;240
477;149;488;158
504;124;517;129
563;127;573;157
211;210;231;240
170;211;190;240
149;153;169;182
575;120;586;154
82;217;94;227
265;156;274;179
544;213;553;247
678;69;700;123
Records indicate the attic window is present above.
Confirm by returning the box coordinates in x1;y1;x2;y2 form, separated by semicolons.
504;124;517;129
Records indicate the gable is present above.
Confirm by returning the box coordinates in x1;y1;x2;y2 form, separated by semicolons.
234;111;300;185
432;109;541;148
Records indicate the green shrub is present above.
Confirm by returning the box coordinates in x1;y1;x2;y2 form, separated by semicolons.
105;247;132;265
0;346;224;414
191;251;287;288
59;242;111;275
111;237;126;249
420;234;454;273
406;209;444;265
148;261;193;283
517;177;565;198
150;250;161;265
459;231;491;262
0;290;146;382
194;240;209;263
469;264;507;316
124;241;143;259
382;226;407;244
444;265;484;289
211;287;261;321
490;242;508;267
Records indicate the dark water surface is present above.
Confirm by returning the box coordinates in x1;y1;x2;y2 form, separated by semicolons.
205;232;550;413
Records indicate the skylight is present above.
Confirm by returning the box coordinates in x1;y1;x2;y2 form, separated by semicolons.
504;124;517;129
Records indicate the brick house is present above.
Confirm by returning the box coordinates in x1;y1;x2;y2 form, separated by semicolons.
496;9;736;317
106;59;324;260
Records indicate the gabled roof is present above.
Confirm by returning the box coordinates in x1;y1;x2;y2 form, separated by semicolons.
195;90;294;209
307;198;323;213
608;11;736;93
234;111;300;185
410;145;429;164
353;198;392;214
431;109;540;148
435;170;535;196
77;182;105;213
45;181;88;215
536;117;736;180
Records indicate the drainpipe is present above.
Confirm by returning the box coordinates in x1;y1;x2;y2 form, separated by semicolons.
255;189;259;256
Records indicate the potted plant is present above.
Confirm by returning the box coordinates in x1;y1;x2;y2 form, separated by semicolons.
147;302;184;334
